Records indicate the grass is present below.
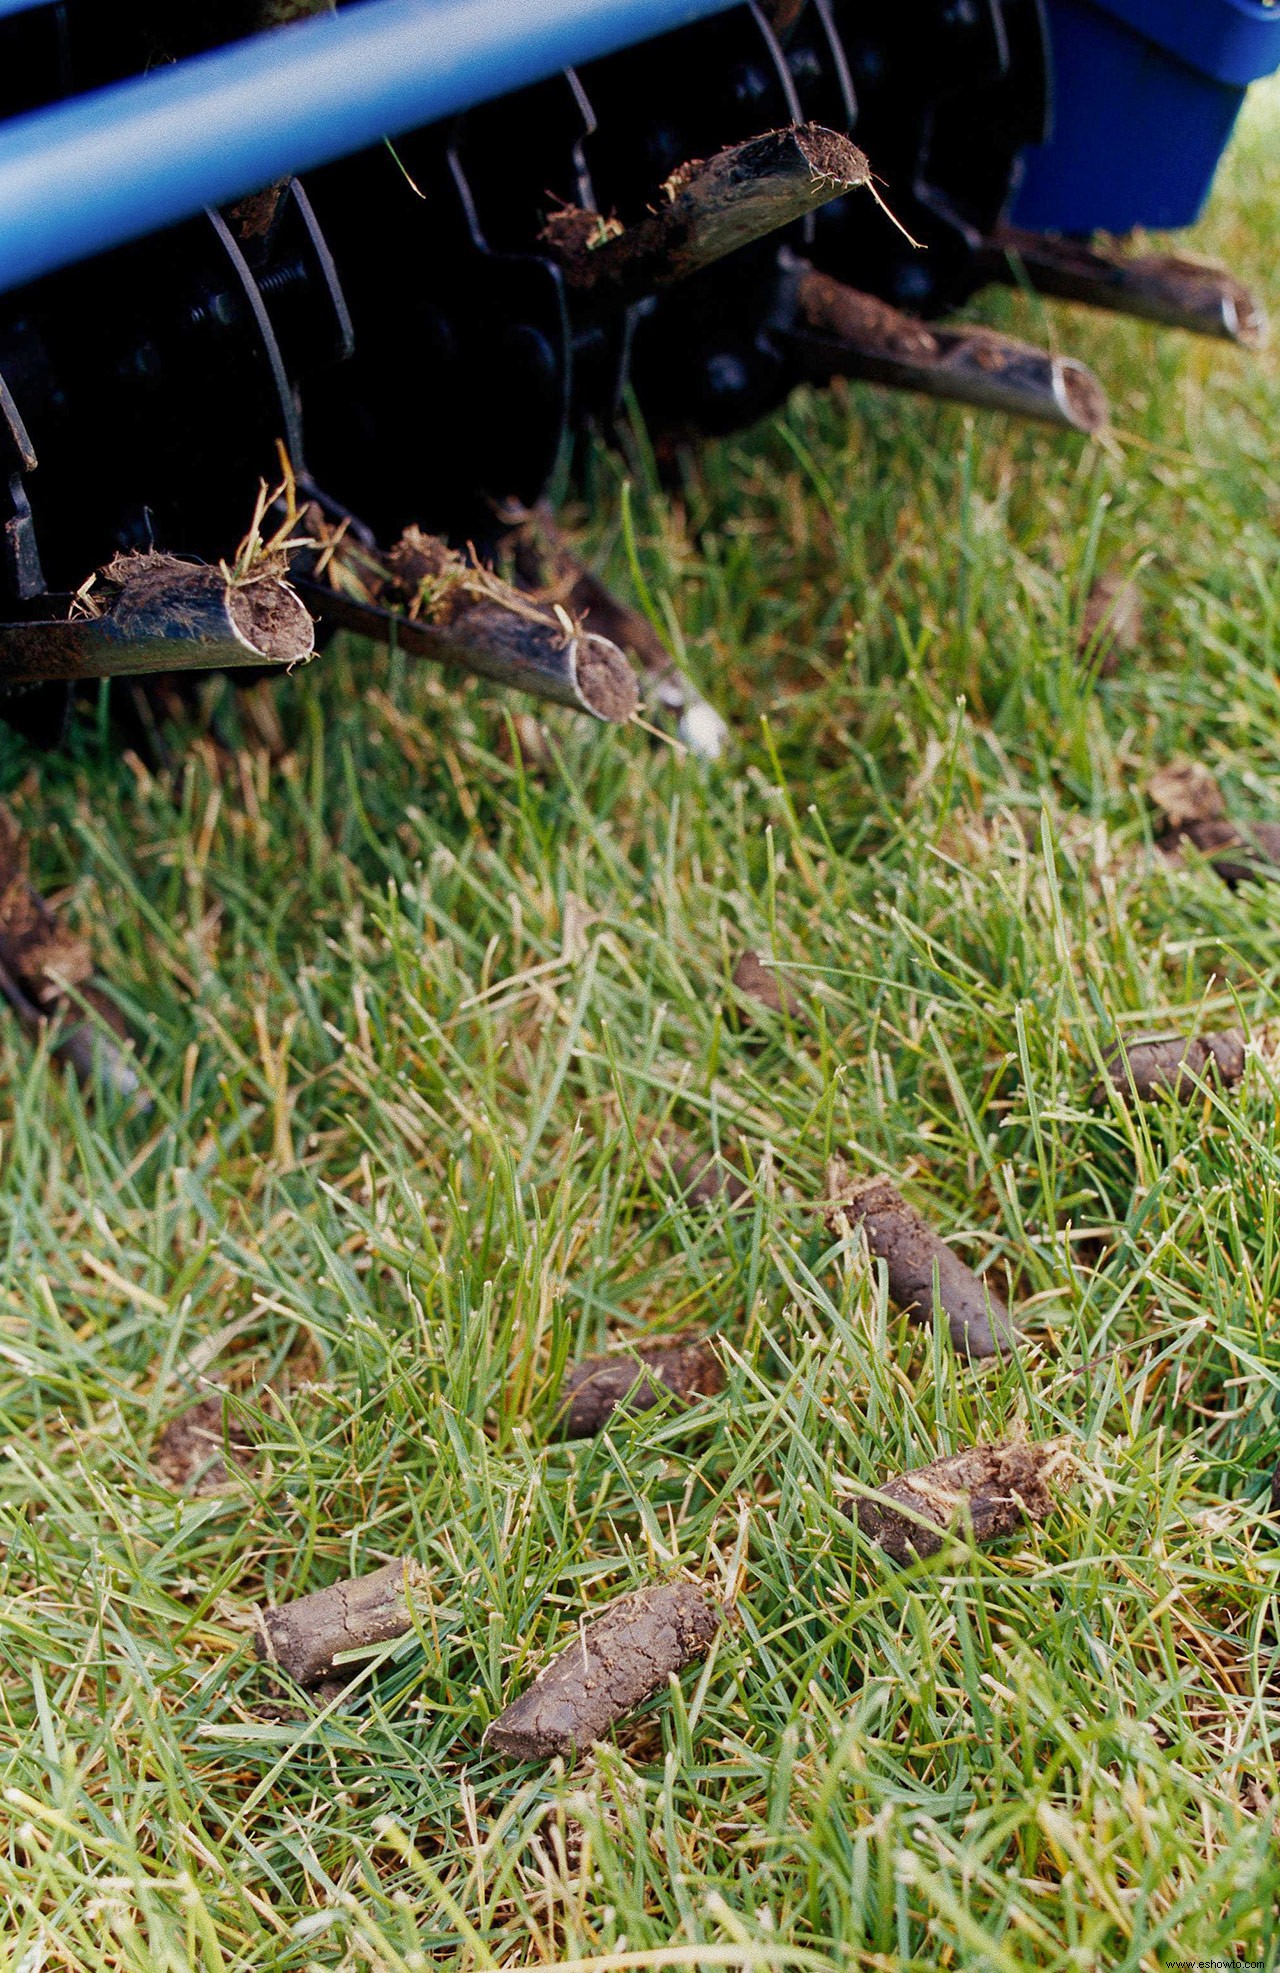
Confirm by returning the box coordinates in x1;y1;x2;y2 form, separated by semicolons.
3;78;1280;1973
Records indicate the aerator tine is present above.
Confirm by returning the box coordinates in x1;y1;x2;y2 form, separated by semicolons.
979;226;1268;349
0;552;315;687
498;503;728;761
978;229;1270;353
543;122;870;306
786;262;1109;436
293;516;640;724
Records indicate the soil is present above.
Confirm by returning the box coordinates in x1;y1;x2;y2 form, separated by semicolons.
555;1335;723;1438
826;1162;1016;1361
487;1582;720;1761
152;1393;255;1494
852;1441;1064;1564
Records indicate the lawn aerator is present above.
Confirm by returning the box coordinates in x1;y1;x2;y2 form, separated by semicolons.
0;0;1274;753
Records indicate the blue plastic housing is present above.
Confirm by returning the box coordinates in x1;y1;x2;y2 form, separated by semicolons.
1014;0;1280;233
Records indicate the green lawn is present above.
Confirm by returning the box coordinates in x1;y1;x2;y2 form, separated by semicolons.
3;80;1280;1973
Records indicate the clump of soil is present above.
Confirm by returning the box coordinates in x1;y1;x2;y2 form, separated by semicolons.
487;1581;720;1762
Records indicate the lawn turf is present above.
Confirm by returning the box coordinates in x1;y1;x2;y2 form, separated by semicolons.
2;80;1280;1973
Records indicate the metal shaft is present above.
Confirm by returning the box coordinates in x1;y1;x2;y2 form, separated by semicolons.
788;264;1108;436
0;552;315;683
980;225;1268;348
545;124;869;305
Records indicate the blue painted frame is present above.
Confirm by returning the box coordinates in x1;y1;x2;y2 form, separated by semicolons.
0;0;742;293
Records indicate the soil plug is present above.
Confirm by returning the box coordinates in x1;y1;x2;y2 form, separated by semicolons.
555;1334;723;1438
825;1160;1017;1362
0;806;140;1097
1174;817;1280;888
153;1392;254;1494
1148;762;1280;884
650;1126;750;1208
1147;760;1228;833
256;1558;429;1687
732;949;806;1025
1079;569;1142;675
486;1581;720;1761
1099;1030;1245;1103
851;1440;1066;1564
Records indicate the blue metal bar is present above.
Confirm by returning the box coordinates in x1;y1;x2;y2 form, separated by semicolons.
0;0;744;293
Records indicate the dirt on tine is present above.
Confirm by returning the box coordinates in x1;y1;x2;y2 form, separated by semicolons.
555;1335;723;1438
544;125;868;301
501;503;725;745
345;525;641;722
826;1160;1017;1361
103;552;305;655
1100;1030;1246;1102
152;1393;254;1495
381;525;455;600
225;576;314;663
508;506;672;677
796;267;939;358
96;551;215;625
852;1442;1065;1566
1058;360;1109;433
732;948;806;1022
256;1559;429;1687
792;267;1109;436
573;633;642;721
487;1582;720;1761
787;123;869;186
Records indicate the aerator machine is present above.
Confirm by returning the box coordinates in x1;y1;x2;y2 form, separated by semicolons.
0;0;1275;752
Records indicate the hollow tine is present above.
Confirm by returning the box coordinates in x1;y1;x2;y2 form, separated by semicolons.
788;265;1108;435
0;553;314;684
543;122;870;306
979;225;1268;349
498;503;728;759
295;526;640;724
